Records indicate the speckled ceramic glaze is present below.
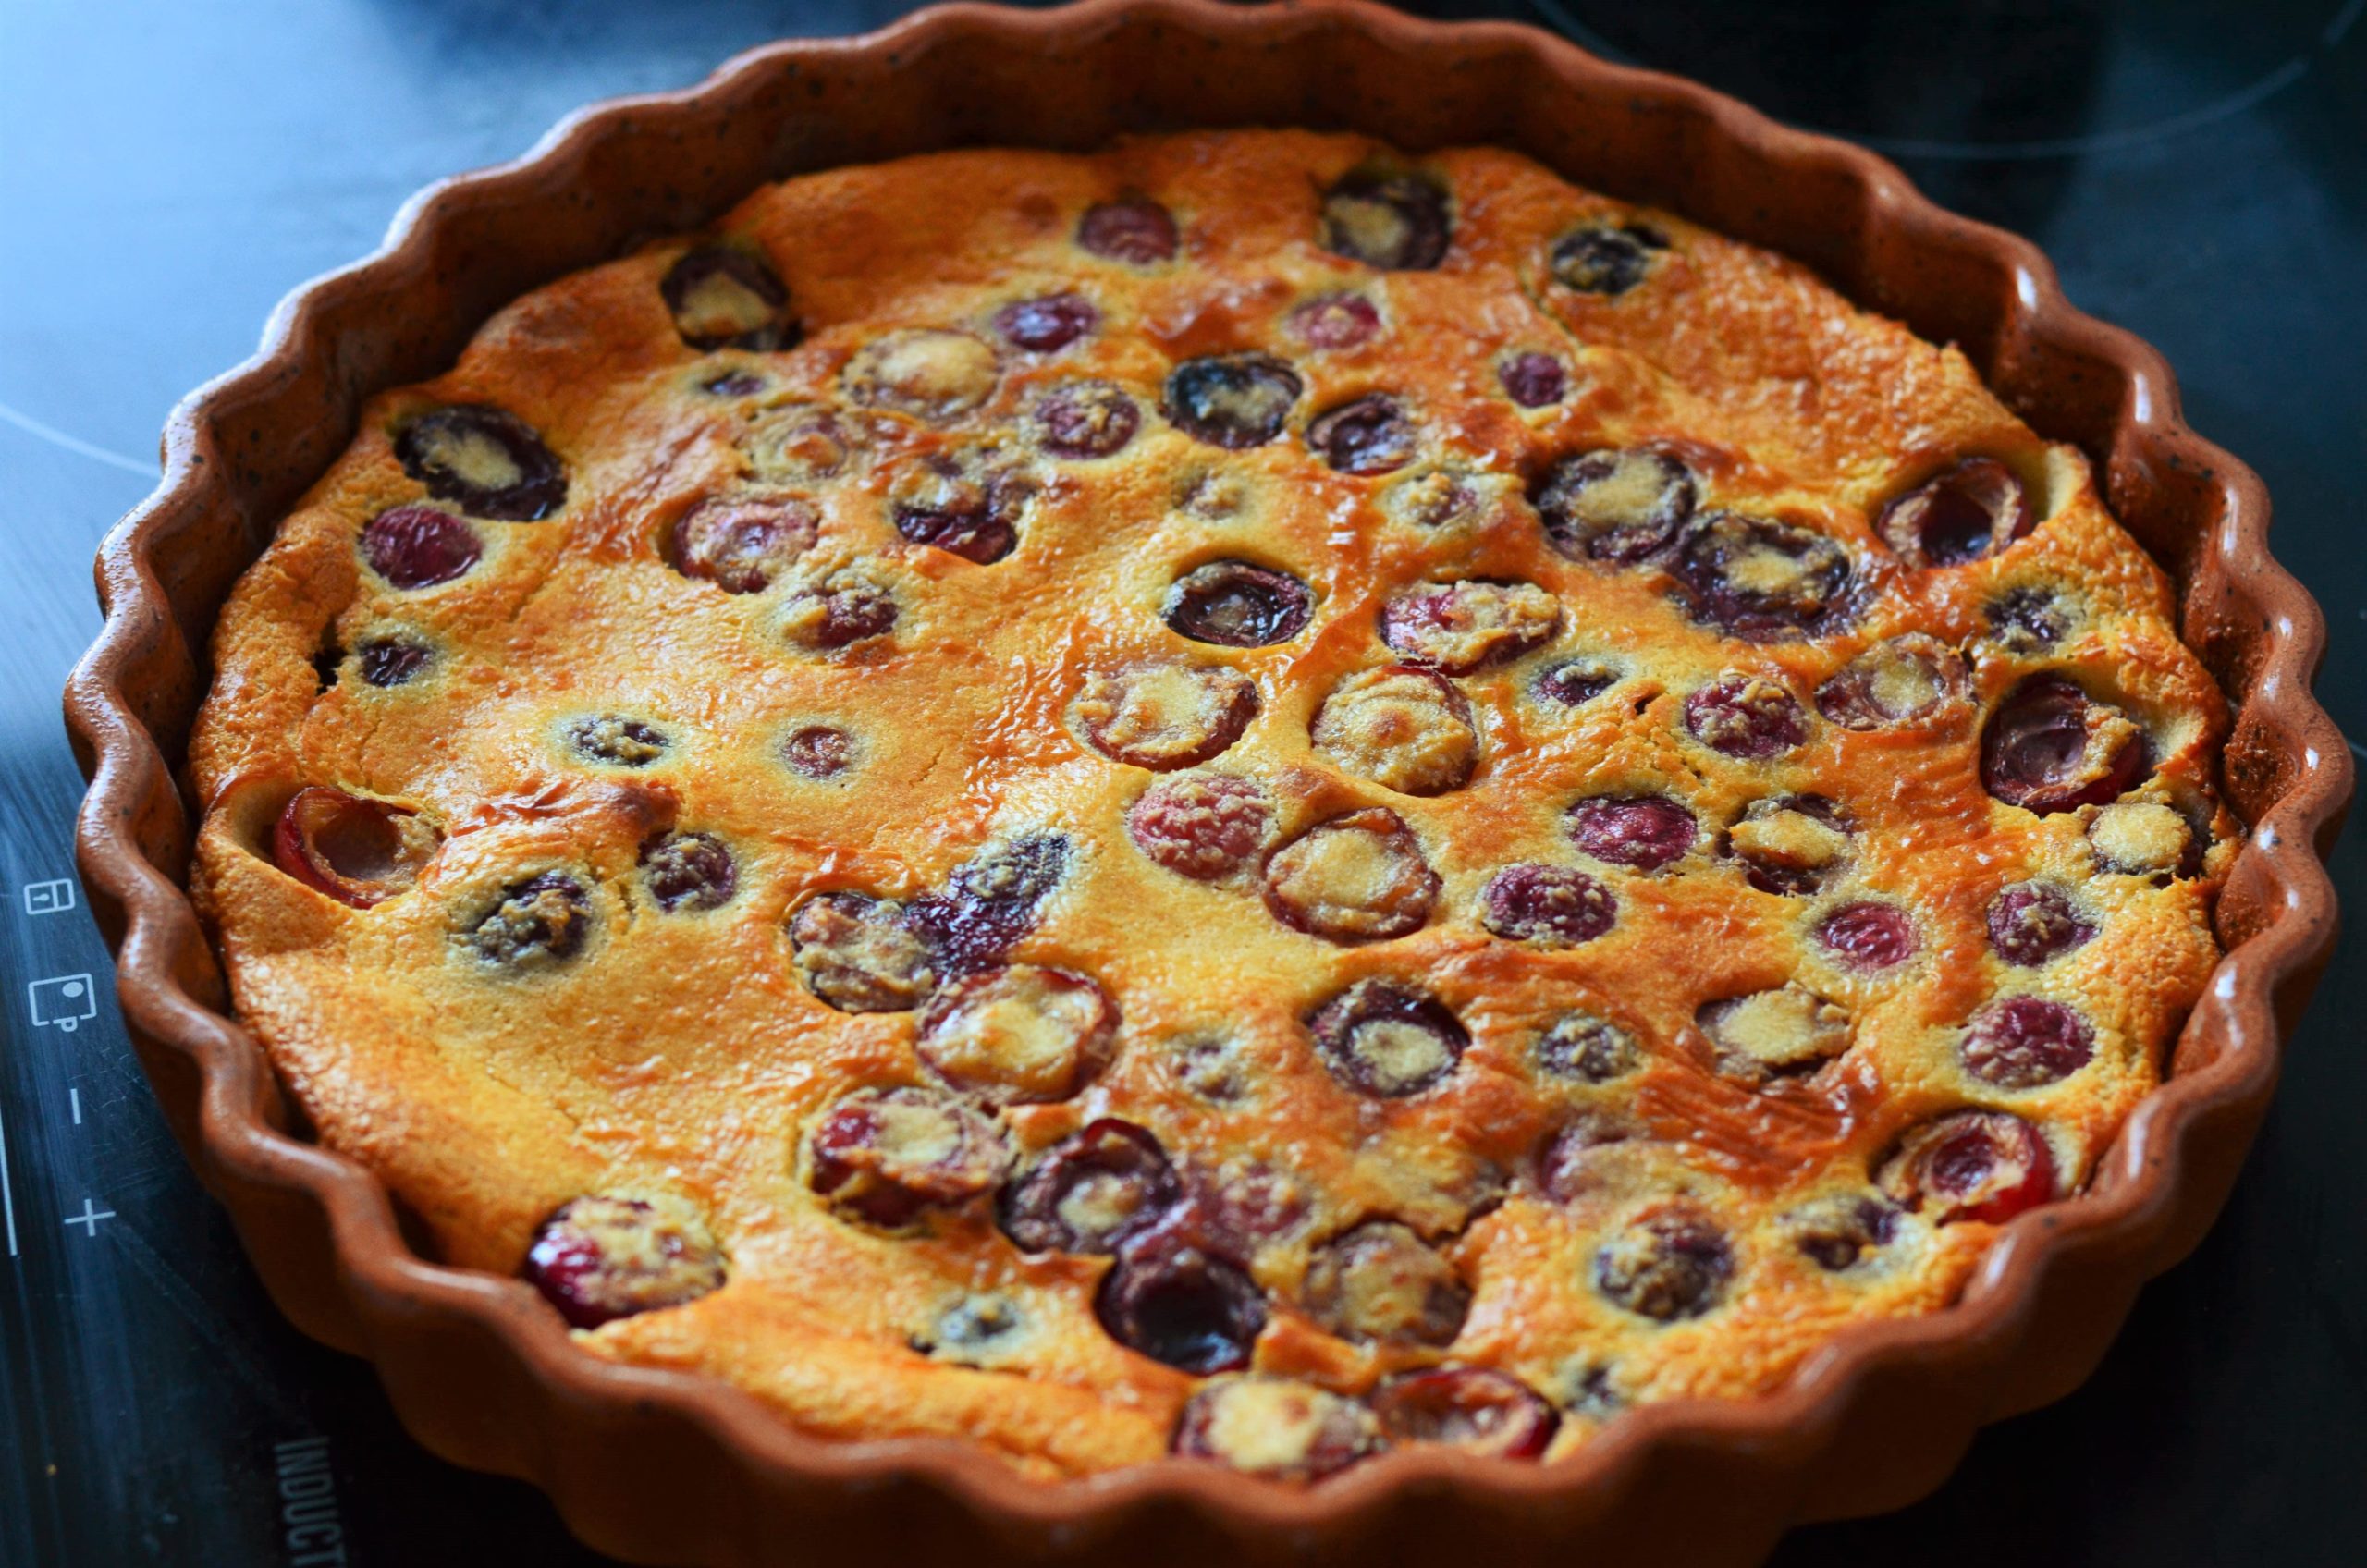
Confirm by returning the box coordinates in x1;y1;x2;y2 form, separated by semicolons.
63;4;2349;1564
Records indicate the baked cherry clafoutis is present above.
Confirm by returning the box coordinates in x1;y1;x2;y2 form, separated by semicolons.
191;130;2234;1482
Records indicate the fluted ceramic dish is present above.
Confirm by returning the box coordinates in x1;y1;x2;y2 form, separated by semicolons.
62;2;2349;1563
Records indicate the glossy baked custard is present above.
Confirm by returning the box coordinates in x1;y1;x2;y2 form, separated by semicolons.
191;131;2233;1482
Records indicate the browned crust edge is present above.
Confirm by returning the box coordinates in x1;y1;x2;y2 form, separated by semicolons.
59;2;2351;1562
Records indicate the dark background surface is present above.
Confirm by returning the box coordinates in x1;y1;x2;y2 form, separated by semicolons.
1;1;2361;1562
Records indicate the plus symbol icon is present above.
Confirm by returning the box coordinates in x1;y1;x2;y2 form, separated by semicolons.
64;1199;115;1237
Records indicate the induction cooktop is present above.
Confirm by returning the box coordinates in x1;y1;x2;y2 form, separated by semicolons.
3;3;2361;1563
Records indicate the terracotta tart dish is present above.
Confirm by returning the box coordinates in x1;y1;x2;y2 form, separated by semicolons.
63;2;2348;1563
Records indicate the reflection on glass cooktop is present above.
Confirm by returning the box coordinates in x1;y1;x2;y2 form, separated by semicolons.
0;3;2359;1564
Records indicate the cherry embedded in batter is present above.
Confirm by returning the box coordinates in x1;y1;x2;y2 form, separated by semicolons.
1981;674;2150;814
1814;901;1919;970
1668;510;1852;642
805;1085;1012;1229
1077;195;1179;264
992;291;1098;352
1877;1109;2057;1224
1379;578;1562;674
355;636;431;689
1262;807;1441;942
1531;447;1696;563
1162;559;1313;647
361;505;482;590
1478;864;1618;947
1069;662;1259;771
1814;634;1971;731
783;724;855;780
1535;1011;1642;1084
1725;794;1853;895
1000;1119;1183;1256
1033;380;1141;460
1498;351;1567;408
1787;1193;1901;1271
841;328;1000;422
906;833;1071;977
1550;221;1670;295
1369;1367;1560;1459
1685;674;1809;759
1592;1207;1732;1322
1305;978;1468;1097
1162;353;1302;449
1566;794;1699;873
1302;1220;1469;1347
660;244;794;351
1959;997;2094;1088
1876;457;2035;569
393;405;567;521
916;963;1115;1104
461;871;591;969
891;456;1028;564
522;1196;727;1329
669;492;818;594
1306;392;1417;475
1096;1217;1267;1374
1321;167;1453;271
1171;1377;1383;1480
789;890;934;1012
1985;585;2074;651
782;572;898;650
567;714;670;767
1288;291;1381;350
638;831;737;913
1986;882;2095;966
273;787;436;908
1126;773;1271;879
1382;463;1487;531
1308;665;1478;797
1538;1112;1640;1203
1535;658;1619;706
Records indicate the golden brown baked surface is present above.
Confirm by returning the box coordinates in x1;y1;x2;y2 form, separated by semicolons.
190;129;2233;1482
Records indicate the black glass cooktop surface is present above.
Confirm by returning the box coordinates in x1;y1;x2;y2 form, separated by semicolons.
2;3;2360;1563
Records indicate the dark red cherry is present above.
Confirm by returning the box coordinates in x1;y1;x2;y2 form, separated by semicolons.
1986;882;2095;966
891;458;1025;564
1069;663;1259;770
638;831;736;913
1531;448;1696;563
1566;795;1698;873
1981;675;2149;813
356;636;431;688
523;1196;726;1329
1877;457;2034;569
1878;1110;2056;1224
1535;1011;1641;1084
1685;674;1809;759
461;871;590;967
393;405;566;521
789;891;932;1012
1535;658;1619;706
1306;393;1417;475
783;724;854;780
273;787;435;908
1163;354;1302;448
660;245;794;351
1000;1119;1183;1256
1305;979;1467;1097
1550;221;1669;295
905;833;1070;978
1788;1193;1901;1271
361;505;481;590
1288;292;1380;349
1097;1216;1266;1374
567;714;670;766
1479;864;1617;946
1321;168;1452;270
1262;808;1441;941
782;574;898;648
1127;773;1271;879
1815;901;1918;969
1163;559;1313;646
1537;1112;1638;1203
1499;351;1566;407
1725;794;1853;895
1815;634;1971;730
1593;1207;1732;1321
1033;381;1140;459
1379;578;1562;674
1370;1367;1560;1459
1077;196;1178;264
670;493;818;594
992;291;1098;352
805;1086;1011;1229
1171;1378;1382;1479
917;964;1114;1104
1669;511;1851;641
1302;1221;1468;1346
1960;997;2093;1088
1985;586;2074;651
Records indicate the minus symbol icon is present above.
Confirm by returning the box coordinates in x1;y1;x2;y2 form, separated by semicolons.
70;1089;81;1126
